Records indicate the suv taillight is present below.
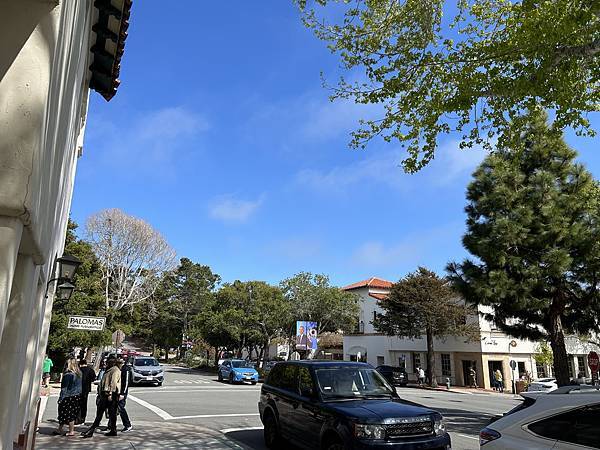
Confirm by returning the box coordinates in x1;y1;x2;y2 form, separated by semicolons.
479;428;501;446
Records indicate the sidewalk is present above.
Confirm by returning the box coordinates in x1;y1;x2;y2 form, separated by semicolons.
36;420;246;450
406;383;517;396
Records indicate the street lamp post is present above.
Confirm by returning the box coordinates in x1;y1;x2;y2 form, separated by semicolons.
45;253;82;300
508;340;517;395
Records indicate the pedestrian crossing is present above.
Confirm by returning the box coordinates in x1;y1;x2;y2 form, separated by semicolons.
172;379;214;385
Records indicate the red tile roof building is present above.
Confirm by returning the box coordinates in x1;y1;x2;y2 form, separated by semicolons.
342;277;393;291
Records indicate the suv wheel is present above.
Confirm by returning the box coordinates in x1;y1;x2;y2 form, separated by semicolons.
218;371;223;382
263;412;281;448
229;373;234;384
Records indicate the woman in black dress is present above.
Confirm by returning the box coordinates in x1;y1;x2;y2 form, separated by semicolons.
54;357;82;437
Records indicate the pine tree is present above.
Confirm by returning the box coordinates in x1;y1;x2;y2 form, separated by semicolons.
448;110;600;386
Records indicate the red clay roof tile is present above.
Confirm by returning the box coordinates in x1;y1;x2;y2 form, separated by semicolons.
342;277;393;291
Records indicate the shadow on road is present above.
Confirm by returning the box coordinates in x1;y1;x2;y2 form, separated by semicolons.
224;429;303;450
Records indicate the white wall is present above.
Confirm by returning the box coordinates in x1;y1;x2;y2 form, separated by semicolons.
0;1;94;448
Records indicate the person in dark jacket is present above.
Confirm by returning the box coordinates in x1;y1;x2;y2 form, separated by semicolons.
82;358;121;438
77;359;96;424
119;358;133;432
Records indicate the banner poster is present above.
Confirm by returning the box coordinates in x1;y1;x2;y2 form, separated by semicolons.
296;320;318;351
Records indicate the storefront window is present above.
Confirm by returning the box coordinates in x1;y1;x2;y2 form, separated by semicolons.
441;354;451;376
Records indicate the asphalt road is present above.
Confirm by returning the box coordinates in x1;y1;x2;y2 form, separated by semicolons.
42;365;521;450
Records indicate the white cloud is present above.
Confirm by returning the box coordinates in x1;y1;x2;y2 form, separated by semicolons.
137;107;209;140
294;139;488;195
85;106;209;174
266;237;322;260
209;194;265;223
351;222;464;269
352;241;417;268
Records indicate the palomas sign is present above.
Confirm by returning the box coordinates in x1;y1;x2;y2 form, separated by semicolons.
67;315;106;331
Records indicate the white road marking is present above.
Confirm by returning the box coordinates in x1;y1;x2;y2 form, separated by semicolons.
127;394;174;420
167;413;260;420
457;434;479;440
173;380;212;384
131;388;261;394
220;426;264;434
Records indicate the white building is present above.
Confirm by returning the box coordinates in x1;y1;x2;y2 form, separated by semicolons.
0;2;131;448
343;277;599;389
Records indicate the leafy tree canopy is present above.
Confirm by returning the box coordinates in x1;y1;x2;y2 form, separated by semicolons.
48;220;111;363
447;110;600;385
280;272;360;334
374;267;477;340
192;280;289;360
297;0;599;172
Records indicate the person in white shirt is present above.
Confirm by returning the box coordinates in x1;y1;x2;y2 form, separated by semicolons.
417;367;425;386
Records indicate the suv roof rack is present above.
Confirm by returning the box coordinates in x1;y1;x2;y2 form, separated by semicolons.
549;385;600;395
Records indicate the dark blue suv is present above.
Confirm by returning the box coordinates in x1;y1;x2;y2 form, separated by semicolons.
258;361;451;450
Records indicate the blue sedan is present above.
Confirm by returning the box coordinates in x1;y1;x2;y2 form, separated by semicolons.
218;359;259;384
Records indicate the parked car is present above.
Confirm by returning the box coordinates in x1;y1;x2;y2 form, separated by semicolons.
258;360;451;450
480;385;600;449
131;356;164;386
526;377;558;392
376;365;408;387
218;359;259;384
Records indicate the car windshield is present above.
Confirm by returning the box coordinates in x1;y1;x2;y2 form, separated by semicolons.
232;360;254;368
315;367;395;399
134;358;159;367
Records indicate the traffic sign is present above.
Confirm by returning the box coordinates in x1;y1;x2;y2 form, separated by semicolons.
510;360;517;370
588;351;599;373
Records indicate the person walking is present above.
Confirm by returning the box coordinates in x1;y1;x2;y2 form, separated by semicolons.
81;358;121;438
42;354;53;387
494;369;504;393
119;358;133;433
53;358;82;437
469;366;478;388
77;359;96;424
417;367;425;386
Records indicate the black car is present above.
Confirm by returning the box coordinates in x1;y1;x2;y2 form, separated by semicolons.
258;361;450;450
376;365;408;387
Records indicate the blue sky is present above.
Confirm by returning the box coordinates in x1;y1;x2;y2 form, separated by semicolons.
72;1;600;287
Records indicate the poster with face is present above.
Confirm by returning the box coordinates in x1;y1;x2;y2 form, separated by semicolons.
296;321;318;351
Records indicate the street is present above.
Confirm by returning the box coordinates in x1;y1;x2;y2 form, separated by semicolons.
38;365;521;450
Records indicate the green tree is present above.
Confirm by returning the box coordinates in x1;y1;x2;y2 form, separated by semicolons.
192;281;289;365
447;111;600;386
373;267;477;387
136;258;220;360
280;272;360;336
533;341;554;368
296;1;599;172
48;220;110;366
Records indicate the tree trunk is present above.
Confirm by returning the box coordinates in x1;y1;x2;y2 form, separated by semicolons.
214;347;220;367
426;325;437;388
548;310;570;387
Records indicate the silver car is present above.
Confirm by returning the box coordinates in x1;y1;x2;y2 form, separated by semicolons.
131;356;164;386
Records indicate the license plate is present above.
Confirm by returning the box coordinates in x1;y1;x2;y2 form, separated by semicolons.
245;376;252;380
146;376;154;380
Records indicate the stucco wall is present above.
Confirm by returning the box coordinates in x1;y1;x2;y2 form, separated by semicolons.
0;1;94;448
